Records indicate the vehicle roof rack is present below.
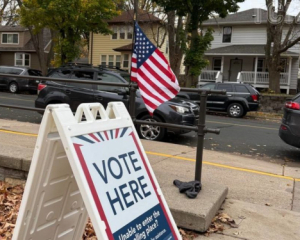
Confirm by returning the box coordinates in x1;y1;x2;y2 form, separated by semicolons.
98;65;128;72
63;62;93;68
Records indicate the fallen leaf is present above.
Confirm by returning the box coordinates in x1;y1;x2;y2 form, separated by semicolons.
265;203;271;206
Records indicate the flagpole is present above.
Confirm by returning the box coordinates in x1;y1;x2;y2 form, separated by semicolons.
128;0;138;120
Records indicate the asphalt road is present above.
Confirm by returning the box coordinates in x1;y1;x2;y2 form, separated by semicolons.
0;91;299;163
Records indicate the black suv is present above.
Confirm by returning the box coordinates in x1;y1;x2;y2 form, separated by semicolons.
0;66;42;93
177;82;260;118
279;93;300;148
35;65;199;141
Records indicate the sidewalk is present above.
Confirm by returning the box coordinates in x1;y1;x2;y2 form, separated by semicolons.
0;119;300;240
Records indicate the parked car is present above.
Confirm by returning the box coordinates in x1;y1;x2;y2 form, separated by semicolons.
279;93;300;148
35;65;199;141
0;66;42;93
177;82;260;118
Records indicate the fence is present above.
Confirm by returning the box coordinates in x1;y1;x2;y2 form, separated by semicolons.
0;72;225;185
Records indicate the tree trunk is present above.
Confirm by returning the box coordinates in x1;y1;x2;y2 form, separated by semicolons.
167;11;184;78
268;65;281;93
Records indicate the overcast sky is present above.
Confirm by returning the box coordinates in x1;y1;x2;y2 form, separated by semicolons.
238;0;299;15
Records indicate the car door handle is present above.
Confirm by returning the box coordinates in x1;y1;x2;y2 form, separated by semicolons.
95;96;103;100
227;94;232;97
65;89;71;94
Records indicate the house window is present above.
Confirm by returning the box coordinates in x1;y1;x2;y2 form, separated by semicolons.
120;27;125;39
222;27;232;43
15;53;30;67
112;27;118;39
257;59;264;72
112;25;133;40
101;55;107;66
123;54;129;68
213;58;222;71
127;26;133;39
2;33;18;44
116;55;121;68
108;55;114;67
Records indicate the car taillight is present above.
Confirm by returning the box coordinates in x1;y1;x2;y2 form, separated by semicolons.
281;125;288;131
285;101;300;110
251;95;258;102
38;83;46;92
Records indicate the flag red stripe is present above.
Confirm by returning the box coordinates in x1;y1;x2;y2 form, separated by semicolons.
137;69;172;101
142;61;178;96
138;84;165;106
149;53;174;81
140;95;159;111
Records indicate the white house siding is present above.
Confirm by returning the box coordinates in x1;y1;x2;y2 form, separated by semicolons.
291;57;299;90
282;26;300;53
204;25;267;49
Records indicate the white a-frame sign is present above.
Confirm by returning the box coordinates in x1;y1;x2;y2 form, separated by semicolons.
13;102;181;240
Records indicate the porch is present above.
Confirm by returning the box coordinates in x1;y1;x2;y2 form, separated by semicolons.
199;45;299;94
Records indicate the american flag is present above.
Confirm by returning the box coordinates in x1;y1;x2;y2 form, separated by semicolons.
131;22;180;115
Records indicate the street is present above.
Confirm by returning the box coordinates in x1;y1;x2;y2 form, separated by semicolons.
0;91;299;163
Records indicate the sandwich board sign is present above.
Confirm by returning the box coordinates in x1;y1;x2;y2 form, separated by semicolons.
13;102;181;240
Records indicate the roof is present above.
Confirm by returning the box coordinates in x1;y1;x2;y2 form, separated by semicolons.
113;43;133;52
205;45;299;56
107;9;161;24
203;8;295;26
0;28;51;52
0;26;28;32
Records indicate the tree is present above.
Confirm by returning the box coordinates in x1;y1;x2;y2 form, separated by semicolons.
265;0;300;93
18;0;120;67
0;0;18;25
155;0;244;86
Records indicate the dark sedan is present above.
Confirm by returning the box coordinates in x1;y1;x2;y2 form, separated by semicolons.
0;66;42;93
279;93;300;148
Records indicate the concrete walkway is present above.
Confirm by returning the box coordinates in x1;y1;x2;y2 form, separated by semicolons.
1;119;300;240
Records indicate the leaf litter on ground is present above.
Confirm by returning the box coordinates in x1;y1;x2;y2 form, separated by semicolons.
204;212;239;237
0;181;200;240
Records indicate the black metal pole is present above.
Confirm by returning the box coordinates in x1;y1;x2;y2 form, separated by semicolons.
195;91;208;182
128;0;138;120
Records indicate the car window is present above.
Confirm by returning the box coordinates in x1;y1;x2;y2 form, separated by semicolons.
47;69;72;85
0;67;8;74
68;71;94;89
235;85;250;93
97;73;123;92
28;69;42;76
49;69;72;79
217;84;233;92
293;94;300;104
201;83;215;90
121;74;131;82
6;68;23;75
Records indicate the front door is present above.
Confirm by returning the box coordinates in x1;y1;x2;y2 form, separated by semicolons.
229;59;242;81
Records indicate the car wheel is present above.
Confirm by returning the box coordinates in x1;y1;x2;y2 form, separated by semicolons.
137;115;166;141
9;82;18;93
227;103;244;118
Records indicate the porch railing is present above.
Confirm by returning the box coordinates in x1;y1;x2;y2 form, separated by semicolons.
198;70;220;84
238;71;289;85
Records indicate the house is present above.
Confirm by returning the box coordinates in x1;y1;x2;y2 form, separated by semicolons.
89;10;168;71
0;26;51;70
200;8;300;94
